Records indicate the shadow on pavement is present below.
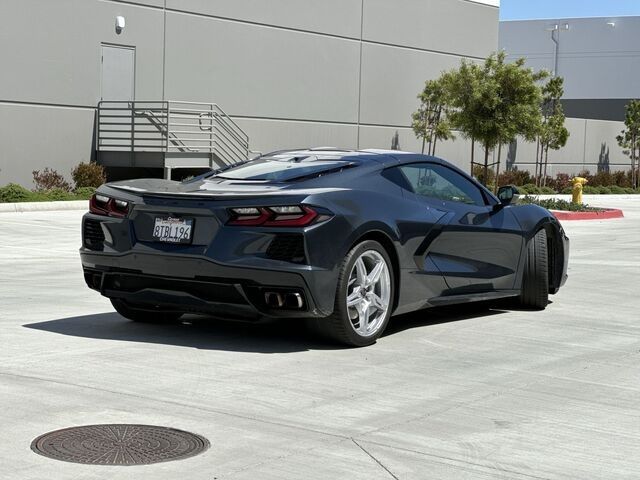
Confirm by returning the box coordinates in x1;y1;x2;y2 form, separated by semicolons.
24;304;504;354
385;302;506;337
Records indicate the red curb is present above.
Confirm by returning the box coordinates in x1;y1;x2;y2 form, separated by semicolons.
551;208;624;220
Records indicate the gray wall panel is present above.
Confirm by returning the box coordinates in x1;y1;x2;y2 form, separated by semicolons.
0;104;94;186
507;117;586;176
500;20;557;56
500;17;640;105
363;0;498;58
554;54;640;100
0;0;164;106
164;12;361;122
583;119;630;171
234;119;358;155
166;0;362;38
502;118;632;176
359;44;466;127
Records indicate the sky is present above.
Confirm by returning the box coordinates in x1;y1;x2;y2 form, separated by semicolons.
500;0;640;21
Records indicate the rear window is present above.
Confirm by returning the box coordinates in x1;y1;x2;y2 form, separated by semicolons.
212;155;354;181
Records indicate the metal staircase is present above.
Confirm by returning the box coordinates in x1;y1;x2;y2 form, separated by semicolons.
96;101;253;178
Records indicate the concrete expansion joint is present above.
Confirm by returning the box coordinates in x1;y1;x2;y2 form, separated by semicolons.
351;438;400;480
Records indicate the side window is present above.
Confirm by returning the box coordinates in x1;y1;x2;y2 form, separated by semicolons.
398;163;486;206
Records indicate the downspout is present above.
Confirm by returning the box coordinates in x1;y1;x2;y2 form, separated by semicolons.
550;23;569;77
550;25;559;77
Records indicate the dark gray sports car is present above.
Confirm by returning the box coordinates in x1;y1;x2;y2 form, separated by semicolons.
80;148;569;346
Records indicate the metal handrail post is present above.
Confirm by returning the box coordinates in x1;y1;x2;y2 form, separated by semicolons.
209;103;214;168
130;101;135;166
165;101;170;153
96;102;101;155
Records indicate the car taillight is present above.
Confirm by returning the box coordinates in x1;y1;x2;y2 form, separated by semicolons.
228;205;326;227
89;194;130;218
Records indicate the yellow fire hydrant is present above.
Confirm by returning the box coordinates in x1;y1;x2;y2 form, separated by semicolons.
572;177;588;204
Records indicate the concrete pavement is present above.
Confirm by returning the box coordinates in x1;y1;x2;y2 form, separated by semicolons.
0;195;639;479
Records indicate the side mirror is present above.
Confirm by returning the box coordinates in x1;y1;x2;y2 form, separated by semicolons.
497;185;520;205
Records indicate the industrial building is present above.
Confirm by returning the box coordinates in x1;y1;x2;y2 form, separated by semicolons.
0;0;499;185
500;16;640;122
500;16;639;174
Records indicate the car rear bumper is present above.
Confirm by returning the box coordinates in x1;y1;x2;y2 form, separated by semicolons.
80;250;332;320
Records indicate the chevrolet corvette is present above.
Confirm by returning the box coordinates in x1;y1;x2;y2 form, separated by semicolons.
80;148;569;346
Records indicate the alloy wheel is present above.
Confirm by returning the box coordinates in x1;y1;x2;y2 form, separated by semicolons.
346;250;391;337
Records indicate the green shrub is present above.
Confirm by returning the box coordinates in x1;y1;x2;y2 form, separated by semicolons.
518;195;600;212
609;185;626;194
518;183;540;195
43;188;76;201
540;186;556;194
72;162;106;189
0;183;37;202
561;186;573;194
73;187;96;199
0;183;97;203
32;168;71;192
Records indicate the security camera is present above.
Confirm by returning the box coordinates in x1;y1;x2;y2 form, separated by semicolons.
115;16;125;34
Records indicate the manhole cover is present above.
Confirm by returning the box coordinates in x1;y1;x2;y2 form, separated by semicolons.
31;424;209;465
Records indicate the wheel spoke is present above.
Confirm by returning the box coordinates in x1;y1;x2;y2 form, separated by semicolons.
366;261;384;287
347;288;362;307
357;301;370;334
368;293;385;311
354;258;367;287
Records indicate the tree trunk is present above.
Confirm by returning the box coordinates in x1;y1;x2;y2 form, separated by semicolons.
471;138;475;175
494;143;502;194
431;108;441;156
631;140;635;189
483;144;490;187
535;138;541;187
538;141;546;187
421;135;426;155
633;144;638;189
543;145;550;186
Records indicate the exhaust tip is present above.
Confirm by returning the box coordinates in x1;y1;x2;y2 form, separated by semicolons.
263;290;305;310
284;292;303;309
264;292;285;308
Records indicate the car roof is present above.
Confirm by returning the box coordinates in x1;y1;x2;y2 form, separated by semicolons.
263;147;429;164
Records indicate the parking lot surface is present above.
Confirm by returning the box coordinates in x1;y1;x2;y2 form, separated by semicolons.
1;196;639;479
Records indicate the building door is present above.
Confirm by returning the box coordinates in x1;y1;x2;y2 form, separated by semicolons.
100;45;135;101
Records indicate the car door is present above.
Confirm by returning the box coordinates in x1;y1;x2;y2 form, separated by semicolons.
398;162;524;294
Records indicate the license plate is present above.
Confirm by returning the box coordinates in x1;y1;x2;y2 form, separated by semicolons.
152;217;193;244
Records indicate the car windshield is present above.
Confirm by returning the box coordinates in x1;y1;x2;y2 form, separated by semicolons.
212;155;354;181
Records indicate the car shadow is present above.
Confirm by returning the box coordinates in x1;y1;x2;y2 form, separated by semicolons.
385;303;506;337
23;304;505;354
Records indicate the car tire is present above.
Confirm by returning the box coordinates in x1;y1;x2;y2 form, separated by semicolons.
110;298;183;323
313;240;395;347
518;229;549;310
